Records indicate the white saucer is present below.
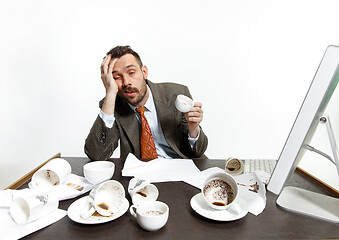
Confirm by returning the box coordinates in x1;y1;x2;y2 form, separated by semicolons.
190;193;248;221
67;196;129;224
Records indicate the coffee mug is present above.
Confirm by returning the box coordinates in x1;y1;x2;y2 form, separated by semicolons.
128;178;159;205
10;195;59;225
31;158;71;188
80;180;125;219
175;94;194;113
130;201;169;231
83;161;115;185
202;172;241;213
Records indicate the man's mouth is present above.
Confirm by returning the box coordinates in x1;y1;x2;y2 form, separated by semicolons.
124;87;138;97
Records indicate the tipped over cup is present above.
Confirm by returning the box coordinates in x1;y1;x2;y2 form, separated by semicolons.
128;178;159;205
80;180;125;219
10;195;59;225
31;158;71;188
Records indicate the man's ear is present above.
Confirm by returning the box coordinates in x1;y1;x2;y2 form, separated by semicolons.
142;65;148;79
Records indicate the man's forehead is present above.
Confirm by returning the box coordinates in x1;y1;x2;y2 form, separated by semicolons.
113;54;139;71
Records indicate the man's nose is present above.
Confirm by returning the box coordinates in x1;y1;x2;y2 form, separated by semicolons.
122;75;132;86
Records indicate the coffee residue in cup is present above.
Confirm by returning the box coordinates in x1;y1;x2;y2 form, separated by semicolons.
226;159;241;171
203;179;234;205
212;201;226;206
143;210;164;216
136;191;147;197
97;203;109;210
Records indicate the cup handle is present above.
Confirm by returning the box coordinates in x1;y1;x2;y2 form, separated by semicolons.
80;197;95;219
228;203;242;215
129;205;137;218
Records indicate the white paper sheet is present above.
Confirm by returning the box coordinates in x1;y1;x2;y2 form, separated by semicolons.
122;153;201;183
0;208;66;240
234;172;266;216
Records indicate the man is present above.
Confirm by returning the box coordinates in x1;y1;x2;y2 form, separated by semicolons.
85;45;208;161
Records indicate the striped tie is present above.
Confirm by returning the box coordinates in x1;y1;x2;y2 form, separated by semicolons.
136;106;158;160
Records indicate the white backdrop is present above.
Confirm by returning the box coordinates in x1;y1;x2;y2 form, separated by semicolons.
1;0;339;189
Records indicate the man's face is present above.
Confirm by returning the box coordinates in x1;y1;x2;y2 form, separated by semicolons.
112;54;149;107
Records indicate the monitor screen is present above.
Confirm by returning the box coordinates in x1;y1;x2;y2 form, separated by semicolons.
267;45;339;195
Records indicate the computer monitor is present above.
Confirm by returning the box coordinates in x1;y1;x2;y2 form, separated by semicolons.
267;45;339;223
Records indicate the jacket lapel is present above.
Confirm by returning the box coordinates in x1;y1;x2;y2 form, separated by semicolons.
148;81;186;158
115;98;140;156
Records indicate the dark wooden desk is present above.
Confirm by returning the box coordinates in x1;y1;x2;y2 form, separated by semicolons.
21;157;339;240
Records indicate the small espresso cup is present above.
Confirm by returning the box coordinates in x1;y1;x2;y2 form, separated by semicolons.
80;180;125;219
130;201;169;231
83;161;115;185
31;158;71;188
175;94;194;113
225;157;244;176
202;172;241;213
128;178;159;205
10;195;59;225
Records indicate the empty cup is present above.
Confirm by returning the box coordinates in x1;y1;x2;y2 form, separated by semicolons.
175;94;194;113
83;161;115;185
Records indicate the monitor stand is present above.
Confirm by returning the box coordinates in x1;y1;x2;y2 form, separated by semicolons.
277;186;339;223
276;114;339;223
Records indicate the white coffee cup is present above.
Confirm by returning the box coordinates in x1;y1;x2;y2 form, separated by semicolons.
83;161;115;185
130;201;169;231
128;178;159;205
175;94;194;113
80;180;125;219
225;157;244;175
202;172;241;214
31;158;71;188
10;195;59;225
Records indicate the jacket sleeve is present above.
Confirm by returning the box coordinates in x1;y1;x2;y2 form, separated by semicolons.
181;86;208;159
84;115;120;161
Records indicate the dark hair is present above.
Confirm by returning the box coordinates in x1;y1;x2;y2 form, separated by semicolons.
106;45;143;68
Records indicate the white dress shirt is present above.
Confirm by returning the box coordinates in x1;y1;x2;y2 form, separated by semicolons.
99;86;199;158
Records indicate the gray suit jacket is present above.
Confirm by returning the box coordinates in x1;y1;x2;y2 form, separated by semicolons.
84;80;208;161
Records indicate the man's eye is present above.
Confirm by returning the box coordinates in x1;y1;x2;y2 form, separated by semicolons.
129;71;135;75
114;76;121;80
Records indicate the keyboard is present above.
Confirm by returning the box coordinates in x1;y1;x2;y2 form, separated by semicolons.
243;159;277;175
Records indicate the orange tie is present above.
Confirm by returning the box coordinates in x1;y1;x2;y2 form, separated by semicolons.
136;106;158;160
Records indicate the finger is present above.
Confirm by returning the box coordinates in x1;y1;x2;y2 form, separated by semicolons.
108;58;117;76
189;106;203;114
188;116;203;124
193;102;202;107
101;55;111;74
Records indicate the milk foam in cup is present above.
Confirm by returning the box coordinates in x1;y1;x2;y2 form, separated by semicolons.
130;201;169;231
